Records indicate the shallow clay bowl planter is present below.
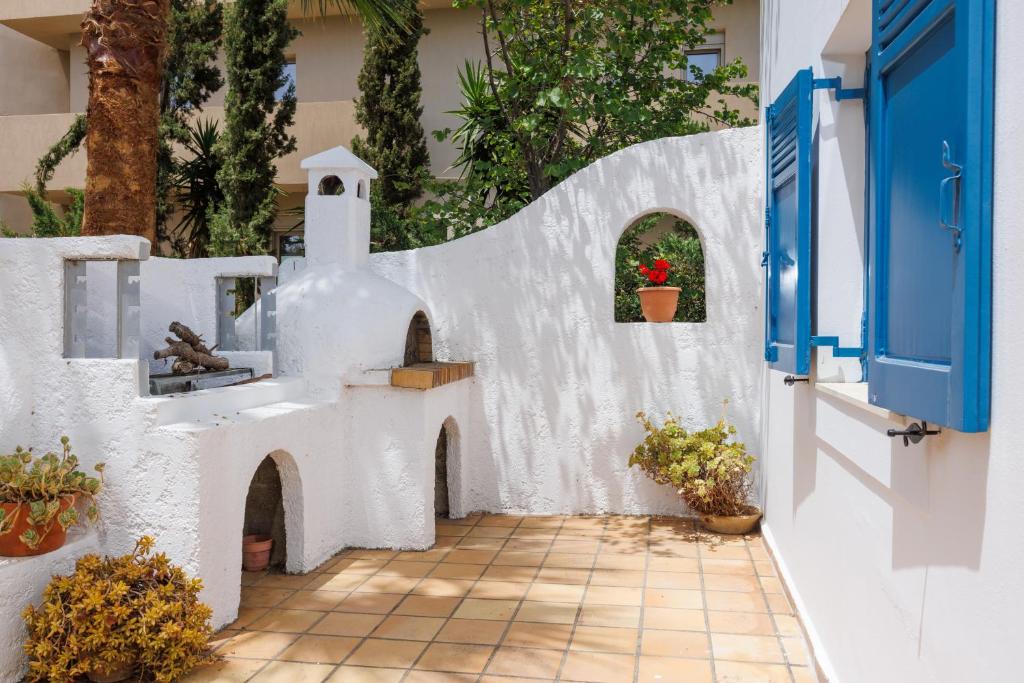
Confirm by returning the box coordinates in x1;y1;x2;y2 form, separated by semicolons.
699;508;762;535
637;287;681;322
243;535;273;571
0;495;76;557
87;660;135;683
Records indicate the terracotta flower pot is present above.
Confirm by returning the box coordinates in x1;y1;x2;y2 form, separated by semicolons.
699;508;762;535
0;495;76;557
87;660;135;683
242;534;273;572
637;287;681;322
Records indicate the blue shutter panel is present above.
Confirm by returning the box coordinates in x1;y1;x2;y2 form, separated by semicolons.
868;0;993;431
765;69;814;376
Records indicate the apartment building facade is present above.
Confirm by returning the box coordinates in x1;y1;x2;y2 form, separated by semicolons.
0;0;759;242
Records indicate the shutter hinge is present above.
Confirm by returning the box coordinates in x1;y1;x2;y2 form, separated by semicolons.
812;77;865;101
810;336;865;359
761;251;770;268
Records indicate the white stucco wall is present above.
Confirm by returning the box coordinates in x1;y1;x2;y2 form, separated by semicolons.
759;1;1024;681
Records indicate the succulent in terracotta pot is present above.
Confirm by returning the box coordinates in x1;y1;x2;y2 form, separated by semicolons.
0;436;103;556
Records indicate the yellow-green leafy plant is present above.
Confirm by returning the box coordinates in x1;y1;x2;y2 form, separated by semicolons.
630;406;756;516
23;536;214;682
0;436;103;550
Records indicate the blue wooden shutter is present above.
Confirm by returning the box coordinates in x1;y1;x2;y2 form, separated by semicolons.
868;0;994;431
765;69;814;375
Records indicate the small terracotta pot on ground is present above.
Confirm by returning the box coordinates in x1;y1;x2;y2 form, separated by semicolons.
242;535;273;571
86;660;135;683
699;508;762;535
0;495;77;557
637;287;681;322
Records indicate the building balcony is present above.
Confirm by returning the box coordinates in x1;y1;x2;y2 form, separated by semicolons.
0;100;360;196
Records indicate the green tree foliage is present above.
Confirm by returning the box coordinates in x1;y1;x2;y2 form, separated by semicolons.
425;0;757;231
0;186;85;238
173;119;223;257
209;0;298;256
615;214;706;323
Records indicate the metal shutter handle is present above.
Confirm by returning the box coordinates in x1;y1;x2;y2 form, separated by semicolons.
939;140;963;248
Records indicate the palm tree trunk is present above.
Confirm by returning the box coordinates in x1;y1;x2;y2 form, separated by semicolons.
80;0;170;243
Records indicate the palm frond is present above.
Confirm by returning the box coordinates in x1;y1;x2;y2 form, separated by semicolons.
298;0;411;35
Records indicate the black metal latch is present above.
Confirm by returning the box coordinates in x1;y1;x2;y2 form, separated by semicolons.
887;422;941;447
783;375;809;387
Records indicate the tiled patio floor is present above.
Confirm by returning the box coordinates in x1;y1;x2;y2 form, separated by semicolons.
185;515;817;683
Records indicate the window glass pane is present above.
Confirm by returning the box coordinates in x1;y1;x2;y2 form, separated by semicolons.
276;62;296;101
685;50;721;82
279;234;305;259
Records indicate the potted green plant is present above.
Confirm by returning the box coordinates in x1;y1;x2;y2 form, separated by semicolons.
23;536;215;683
0;437;103;557
630;407;761;534
637;259;681;322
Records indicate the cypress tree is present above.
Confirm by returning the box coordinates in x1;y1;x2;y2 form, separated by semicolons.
351;0;430;230
210;0;298;256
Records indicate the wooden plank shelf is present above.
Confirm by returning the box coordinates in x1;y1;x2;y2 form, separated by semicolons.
391;361;475;390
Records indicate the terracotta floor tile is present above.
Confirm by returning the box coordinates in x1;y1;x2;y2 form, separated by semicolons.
435;618;509;645
247;608;326;634
645;571;701;591
394;595;461;617
435;536;460;549
227;607;269;630
218;631;298;659
479;677;552;683
594;554;646;571
341;559;390;575
315;574;369;592
642;607;707;631
493;551;547;567
429;563;486;581
702;574;761;593
543;552;596;569
589;570;646;587
550;539;600;554
536;567;592;585
457;537;507;551
637;656;714;683
354;576;420;594
413;579;476;597
699;546;750;561
644;588;703;610
326;666;406;683
322;559;355;574
415;642;495;673
396;549;452;563
453;598;520;620
641;629;709;658
526;582;586;603
477;514;523;527
504;538;553;552
486;647;564;678
210;629;241;652
647;558;699;573
309;612;385;637
469;580;530;600
713;660;792;683
371;615;446;641
648;543;700;559
759;576;786;594
704;591;767;613
765;593;794;615
349;550;399;560
378;561;437;578
772;614;801;637
279;590;347;612
480;566;538;583
701;559;756;576
707;611;776;636
502;622;574;650
404;671;478;683
334;593;404;614
467;526;514;538
584;586;643;607
711;633;785;664
514;600;579;624
577;604;642;628
570;625;638;654
240;587;295;608
346;638;427;668
754;561;777;577
444;549;498;564
511;528;558;540
782;636;810;666
561;650;637;683
519;515;565;528
791;666;820;683
259;573;315;590
180;657;265;682
436;524;471;537
278;634;360;664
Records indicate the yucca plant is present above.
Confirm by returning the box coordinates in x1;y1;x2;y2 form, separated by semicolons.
0;437;103;552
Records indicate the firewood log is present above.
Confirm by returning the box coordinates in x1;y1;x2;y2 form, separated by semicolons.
154;338;229;371
168;321;214;356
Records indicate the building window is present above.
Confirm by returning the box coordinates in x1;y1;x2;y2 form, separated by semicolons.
275;59;296;101
684;49;722;82
277;234;305;261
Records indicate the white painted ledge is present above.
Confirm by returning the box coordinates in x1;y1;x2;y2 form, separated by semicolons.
815;381;905;424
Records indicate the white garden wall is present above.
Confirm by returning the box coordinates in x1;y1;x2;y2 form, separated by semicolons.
759;1;1024;681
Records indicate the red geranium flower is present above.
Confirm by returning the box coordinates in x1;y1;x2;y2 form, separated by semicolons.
654;259;670;270
639;265;650;275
